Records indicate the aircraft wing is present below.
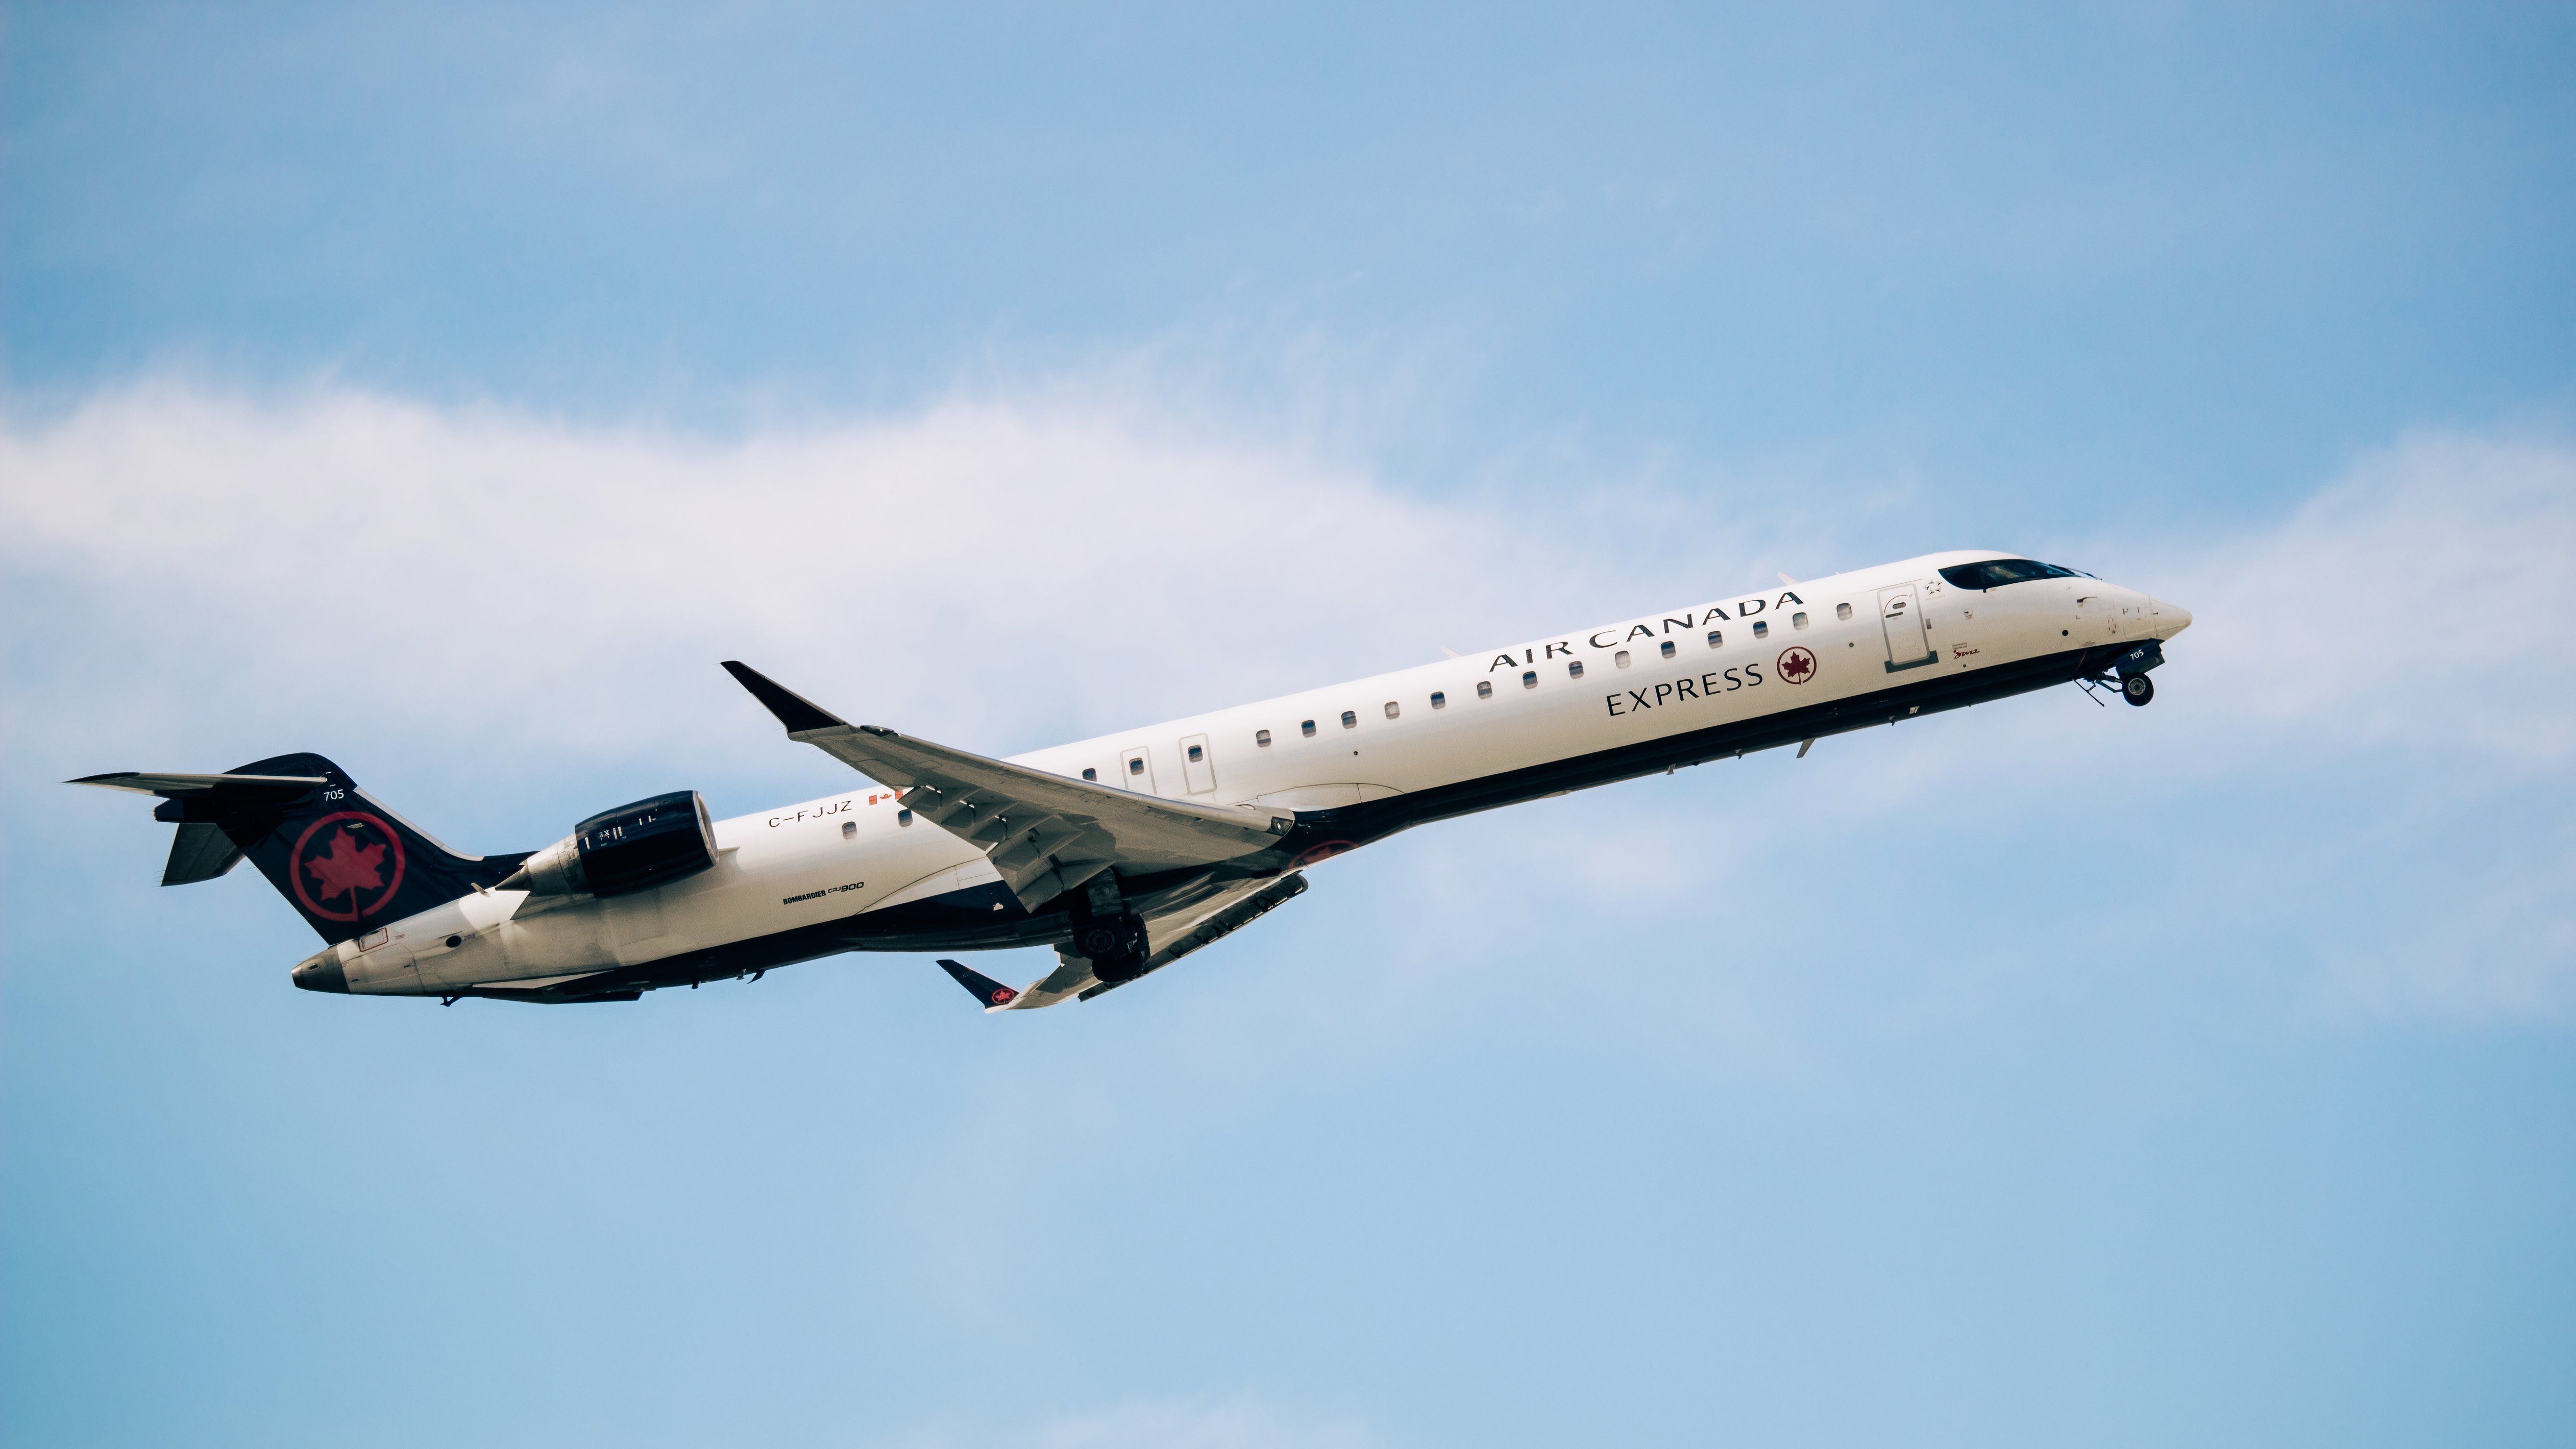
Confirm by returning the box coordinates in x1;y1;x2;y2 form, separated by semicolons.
723;661;1295;909
1077;869;1309;1001
939;870;1311;1012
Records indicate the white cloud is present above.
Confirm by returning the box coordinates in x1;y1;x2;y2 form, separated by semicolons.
0;380;1692;774
2158;427;2576;765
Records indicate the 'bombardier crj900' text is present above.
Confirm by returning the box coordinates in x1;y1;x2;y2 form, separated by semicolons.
75;553;2189;1012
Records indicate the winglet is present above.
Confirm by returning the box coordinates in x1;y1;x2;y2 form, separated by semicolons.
721;661;849;735
938;958;1022;1012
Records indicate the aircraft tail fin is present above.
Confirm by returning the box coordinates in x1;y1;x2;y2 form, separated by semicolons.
69;753;525;944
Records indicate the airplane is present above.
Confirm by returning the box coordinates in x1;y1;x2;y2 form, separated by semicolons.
71;552;2188;1012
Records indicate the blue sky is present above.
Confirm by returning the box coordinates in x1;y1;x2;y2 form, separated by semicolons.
4;5;2573;1447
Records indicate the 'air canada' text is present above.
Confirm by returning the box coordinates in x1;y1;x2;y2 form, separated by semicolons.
1489;592;1806;672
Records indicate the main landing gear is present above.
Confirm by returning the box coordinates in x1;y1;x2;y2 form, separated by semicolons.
1065;874;1152;984
1070;910;1151;984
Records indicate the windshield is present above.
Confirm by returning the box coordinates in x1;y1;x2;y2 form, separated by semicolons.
1939;558;2082;590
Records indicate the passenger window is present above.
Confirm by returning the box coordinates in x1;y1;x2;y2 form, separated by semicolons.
1256;729;1272;747
841;820;856;839
1660;640;1676;659
1379;701;1394;719
1567;660;1584;678
1431;691;1446;708
1836;602;1853;621
1187;744;1205;763
1615;650;1631;668
1082;767;1097;781
1753;620;1769;638
897;808;913;826
1792;611;1808;629
1707;630;1723;648
1302;720;1317;737
1522;670;1537;689
1341;710;1357;728
1477;680;1493;699
1128;757;1145;775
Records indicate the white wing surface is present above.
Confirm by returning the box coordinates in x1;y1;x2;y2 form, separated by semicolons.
723;661;1295;910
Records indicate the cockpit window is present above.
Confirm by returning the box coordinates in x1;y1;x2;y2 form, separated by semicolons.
1939;558;2082;591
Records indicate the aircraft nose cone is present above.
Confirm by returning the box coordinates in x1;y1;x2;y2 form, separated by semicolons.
292;951;348;994
2159;599;2193;634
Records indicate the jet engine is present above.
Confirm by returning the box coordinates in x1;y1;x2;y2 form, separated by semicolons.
500;791;719;899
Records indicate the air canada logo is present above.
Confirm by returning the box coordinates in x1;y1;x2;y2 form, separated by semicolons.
989;985;1018;1006
1777;647;1818;684
289;811;408;922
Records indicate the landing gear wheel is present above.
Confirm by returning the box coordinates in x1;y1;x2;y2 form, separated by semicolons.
1071;913;1146;961
1092;949;1150;986
2122;674;2155;707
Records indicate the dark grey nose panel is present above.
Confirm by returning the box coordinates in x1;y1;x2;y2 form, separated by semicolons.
291;954;348;993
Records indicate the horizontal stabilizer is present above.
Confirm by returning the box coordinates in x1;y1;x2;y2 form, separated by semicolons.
162;821;246;886
68;770;327;800
937;958;1022;1012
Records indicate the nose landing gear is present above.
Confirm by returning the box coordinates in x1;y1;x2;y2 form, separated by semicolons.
2076;637;2165;707
2079;658;2163;707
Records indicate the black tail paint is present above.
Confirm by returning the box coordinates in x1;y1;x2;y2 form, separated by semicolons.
154;753;525;944
937;958;1020;1009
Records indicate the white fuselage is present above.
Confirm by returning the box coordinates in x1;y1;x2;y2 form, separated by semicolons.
319;552;2188;997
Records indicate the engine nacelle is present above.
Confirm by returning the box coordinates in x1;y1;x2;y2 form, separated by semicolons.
502;791;719;899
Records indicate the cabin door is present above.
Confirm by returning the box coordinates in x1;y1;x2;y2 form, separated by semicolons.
1878;584;1936;672
1119;746;1157;794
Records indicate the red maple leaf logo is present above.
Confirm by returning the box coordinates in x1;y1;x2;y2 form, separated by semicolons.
303;826;387;905
1778;647;1818;683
